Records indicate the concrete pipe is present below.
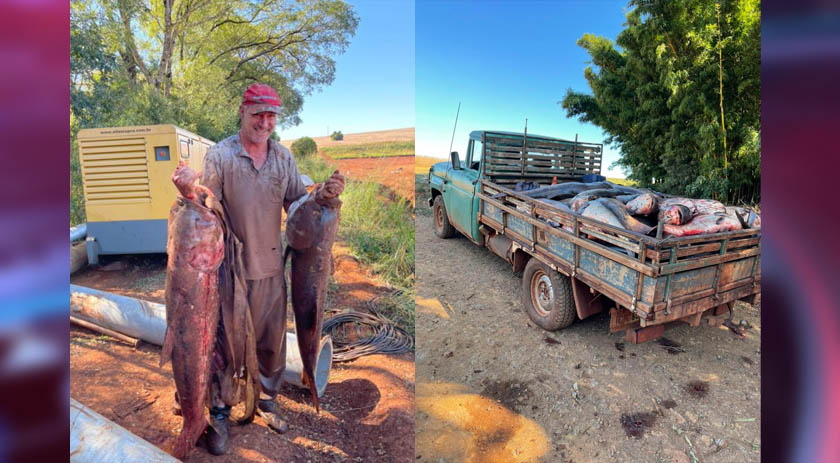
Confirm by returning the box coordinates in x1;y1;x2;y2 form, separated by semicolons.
70;223;87;242
70;284;167;346
283;333;333;398
69;285;332;397
70;398;181;463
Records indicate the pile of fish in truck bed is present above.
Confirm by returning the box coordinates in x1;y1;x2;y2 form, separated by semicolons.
514;181;760;237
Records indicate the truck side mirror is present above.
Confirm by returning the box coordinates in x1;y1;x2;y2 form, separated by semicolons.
450;151;461;170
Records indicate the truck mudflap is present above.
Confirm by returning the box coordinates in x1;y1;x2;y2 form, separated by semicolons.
611;299;752;344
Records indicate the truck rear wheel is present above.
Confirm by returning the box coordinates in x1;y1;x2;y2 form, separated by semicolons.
433;195;456;238
522;258;575;330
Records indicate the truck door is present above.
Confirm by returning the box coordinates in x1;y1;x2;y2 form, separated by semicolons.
444;139;481;240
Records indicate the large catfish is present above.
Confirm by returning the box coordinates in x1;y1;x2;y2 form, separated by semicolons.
663;212;742;237
285;181;342;413
159;164;224;459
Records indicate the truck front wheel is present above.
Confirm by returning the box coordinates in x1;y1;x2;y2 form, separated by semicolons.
432;195;456;238
522;258;576;330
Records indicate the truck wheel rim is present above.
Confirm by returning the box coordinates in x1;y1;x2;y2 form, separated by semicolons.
435;204;444;229
530;270;554;316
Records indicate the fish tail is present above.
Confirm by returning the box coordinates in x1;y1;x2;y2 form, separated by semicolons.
304;374;320;414
170;432;190;460
236;373;258;425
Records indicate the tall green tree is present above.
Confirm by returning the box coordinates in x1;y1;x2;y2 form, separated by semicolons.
72;0;358;137
70;0;359;224
561;0;760;204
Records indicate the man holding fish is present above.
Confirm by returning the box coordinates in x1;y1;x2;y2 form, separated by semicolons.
169;83;344;456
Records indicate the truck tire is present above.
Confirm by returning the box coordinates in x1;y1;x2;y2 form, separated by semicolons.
521;258;576;330
433;195;456;238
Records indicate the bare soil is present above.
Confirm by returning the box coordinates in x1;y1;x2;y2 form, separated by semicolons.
414;176;760;463
71;247;414;462
334;155;415;206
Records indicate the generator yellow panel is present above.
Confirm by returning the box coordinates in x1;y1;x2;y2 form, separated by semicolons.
77;125;215;223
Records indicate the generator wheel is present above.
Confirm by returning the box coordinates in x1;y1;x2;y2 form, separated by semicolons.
521;258;575;330
433;195;456;238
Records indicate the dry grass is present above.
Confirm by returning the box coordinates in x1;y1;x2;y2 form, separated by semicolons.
282;128;414;150
415;155;445;175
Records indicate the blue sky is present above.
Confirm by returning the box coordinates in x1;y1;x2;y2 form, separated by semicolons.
416;0;630;177
279;0;415;140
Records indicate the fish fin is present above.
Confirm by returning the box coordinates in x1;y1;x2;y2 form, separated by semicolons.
159;327;174;368
283;245;293;265
236;373;257;425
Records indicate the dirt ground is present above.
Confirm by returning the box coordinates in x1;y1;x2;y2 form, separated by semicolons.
335;155;415;206
413;176;761;463
71;156;416;462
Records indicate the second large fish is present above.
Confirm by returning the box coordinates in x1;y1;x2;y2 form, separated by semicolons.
285;182;342;412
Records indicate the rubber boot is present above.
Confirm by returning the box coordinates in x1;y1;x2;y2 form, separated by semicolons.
206;406;231;456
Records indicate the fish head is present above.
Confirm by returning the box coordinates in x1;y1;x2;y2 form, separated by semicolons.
180;203;224;272
659;205;692;225
286;194;323;250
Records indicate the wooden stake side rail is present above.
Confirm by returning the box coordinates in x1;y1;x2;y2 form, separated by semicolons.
485;140;602;154
477;189;658;278
484;135;603;181
477;179;762;326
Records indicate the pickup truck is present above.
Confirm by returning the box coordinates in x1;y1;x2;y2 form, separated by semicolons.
428;130;761;343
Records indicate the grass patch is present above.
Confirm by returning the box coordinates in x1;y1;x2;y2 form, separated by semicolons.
607;177;636;186
322;141;414;159
415;174;432;217
372;290;414;338
295;153;338;183
340;180;414;289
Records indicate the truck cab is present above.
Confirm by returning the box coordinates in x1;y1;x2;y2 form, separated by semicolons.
428;130;603;244
427;130;486;244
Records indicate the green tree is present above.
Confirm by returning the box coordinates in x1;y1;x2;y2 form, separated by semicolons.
291;137;317;158
561;0;760;204
70;0;359;224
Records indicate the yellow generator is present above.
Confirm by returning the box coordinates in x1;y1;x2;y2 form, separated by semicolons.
77;124;215;265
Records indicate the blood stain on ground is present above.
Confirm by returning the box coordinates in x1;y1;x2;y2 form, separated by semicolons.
480;379;533;413
657;337;686;355
686;380;710;398
661;399;677;409
620;412;657;438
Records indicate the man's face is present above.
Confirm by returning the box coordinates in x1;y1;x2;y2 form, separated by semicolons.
240;108;277;145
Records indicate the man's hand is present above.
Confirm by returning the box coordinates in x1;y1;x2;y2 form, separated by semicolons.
172;161;199;199
316;170;345;202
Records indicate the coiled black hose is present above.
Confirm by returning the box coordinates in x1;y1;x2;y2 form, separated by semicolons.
322;306;413;362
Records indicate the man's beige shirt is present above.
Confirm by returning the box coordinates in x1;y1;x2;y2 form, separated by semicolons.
201;134;306;280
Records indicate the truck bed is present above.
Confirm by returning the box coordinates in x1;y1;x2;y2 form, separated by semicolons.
476;180;761;331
